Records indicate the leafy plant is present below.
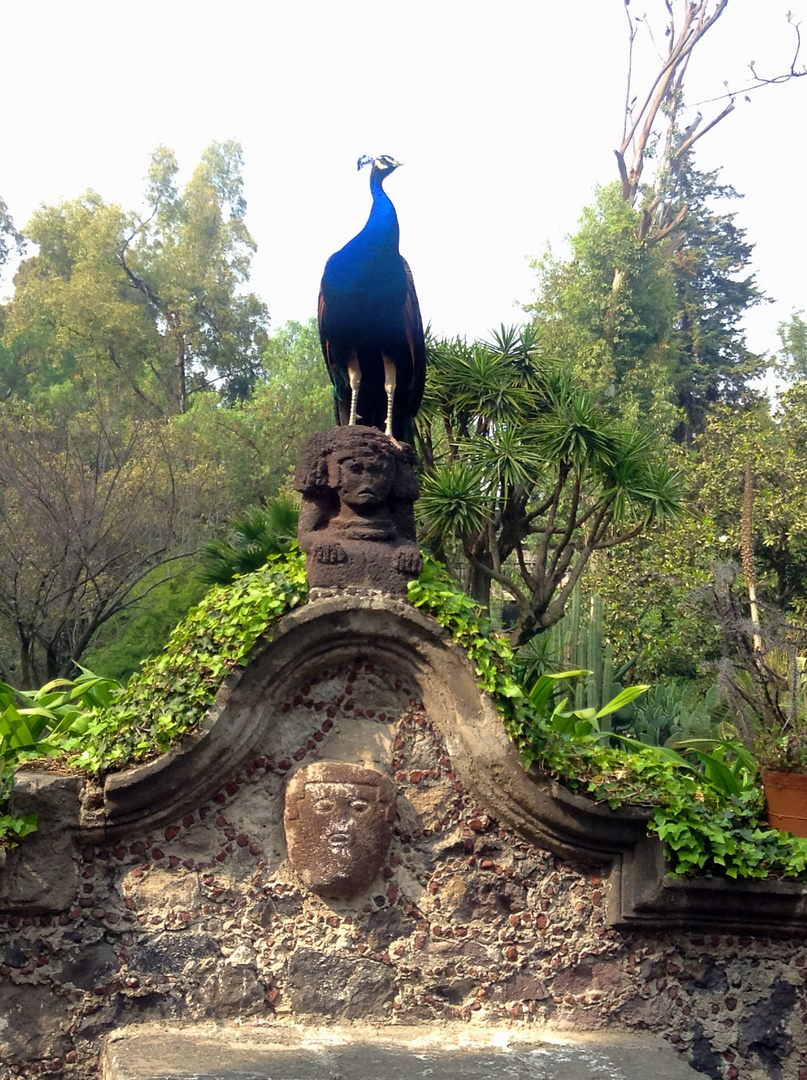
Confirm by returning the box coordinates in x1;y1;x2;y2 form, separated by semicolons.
515;584;639;730
526;668;650;742
0;668;123;764
64;551;307;773
0;667;124;845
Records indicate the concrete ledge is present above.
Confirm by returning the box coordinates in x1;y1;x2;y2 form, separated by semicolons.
0;771;83;913
607;833;807;933
101;1022;701;1080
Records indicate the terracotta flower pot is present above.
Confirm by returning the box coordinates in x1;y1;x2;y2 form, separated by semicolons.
761;768;807;837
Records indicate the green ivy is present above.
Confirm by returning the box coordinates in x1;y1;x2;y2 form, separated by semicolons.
63;551;307;773
408;556;532;735
652;788;807;879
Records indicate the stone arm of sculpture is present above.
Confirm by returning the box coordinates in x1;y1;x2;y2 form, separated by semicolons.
389;499;422;576
297;498;347;565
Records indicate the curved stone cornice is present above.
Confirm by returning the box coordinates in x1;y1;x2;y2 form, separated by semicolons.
101;593;651;866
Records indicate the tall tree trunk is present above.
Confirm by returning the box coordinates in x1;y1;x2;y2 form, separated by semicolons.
741;458;762;652
468;552;493;613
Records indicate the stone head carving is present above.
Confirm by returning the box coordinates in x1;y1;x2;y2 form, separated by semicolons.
295;427;419;506
283;761;397;898
329;441;396;511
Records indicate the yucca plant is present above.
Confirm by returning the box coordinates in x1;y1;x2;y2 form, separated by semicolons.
414;326;685;643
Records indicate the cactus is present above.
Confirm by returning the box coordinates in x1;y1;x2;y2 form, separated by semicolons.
515;583;637;730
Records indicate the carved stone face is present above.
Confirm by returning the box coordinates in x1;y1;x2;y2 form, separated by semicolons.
284;762;397;898
332;448;394;510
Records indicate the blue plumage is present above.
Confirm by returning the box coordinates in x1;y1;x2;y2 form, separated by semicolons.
318;156;426;443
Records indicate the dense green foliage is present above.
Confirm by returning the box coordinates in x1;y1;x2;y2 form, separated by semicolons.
0;196;22;273
66;552;307;773
528;184;677;425
416;326;684;641
1;552;806;882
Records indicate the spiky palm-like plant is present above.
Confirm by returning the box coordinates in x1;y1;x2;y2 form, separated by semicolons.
198;494;299;586
415;326;685;644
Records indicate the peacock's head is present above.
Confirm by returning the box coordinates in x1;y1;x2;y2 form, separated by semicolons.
357;155;402;177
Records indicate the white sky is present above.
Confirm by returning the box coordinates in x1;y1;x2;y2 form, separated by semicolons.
2;0;805;356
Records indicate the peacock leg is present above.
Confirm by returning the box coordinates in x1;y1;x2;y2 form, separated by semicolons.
347;353;361;426
382;356;397;439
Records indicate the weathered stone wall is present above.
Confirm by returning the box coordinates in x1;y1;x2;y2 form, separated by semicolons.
1;602;806;1080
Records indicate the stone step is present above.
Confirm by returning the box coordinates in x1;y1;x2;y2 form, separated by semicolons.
102;1023;701;1080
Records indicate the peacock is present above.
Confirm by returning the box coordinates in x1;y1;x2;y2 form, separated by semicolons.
318;155;426;444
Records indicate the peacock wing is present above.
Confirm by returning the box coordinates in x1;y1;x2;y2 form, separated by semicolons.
317;285;352;427
402;259;426;419
317;287;336;385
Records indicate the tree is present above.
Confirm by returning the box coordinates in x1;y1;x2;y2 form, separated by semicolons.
260;317;334;458
0;196;23;273
415;327;684;644
118;141;269;410
82;569;209;683
693;391;807;613
615;1;805;242
0;398;223;686
2;142;269;415
528;162;762;438
0;147;286;684
3;193;167;410
666;167;763;439
172;317;333;507
528;183;680;432
778;312;807;381
528;2;802;439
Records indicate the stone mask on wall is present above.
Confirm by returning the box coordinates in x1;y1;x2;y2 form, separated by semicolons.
283;761;397;898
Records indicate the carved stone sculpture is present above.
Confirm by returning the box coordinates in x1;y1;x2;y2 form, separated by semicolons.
293;426;422;596
283;761;397;898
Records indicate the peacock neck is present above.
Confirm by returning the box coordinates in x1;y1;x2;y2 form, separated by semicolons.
364;171;399;251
